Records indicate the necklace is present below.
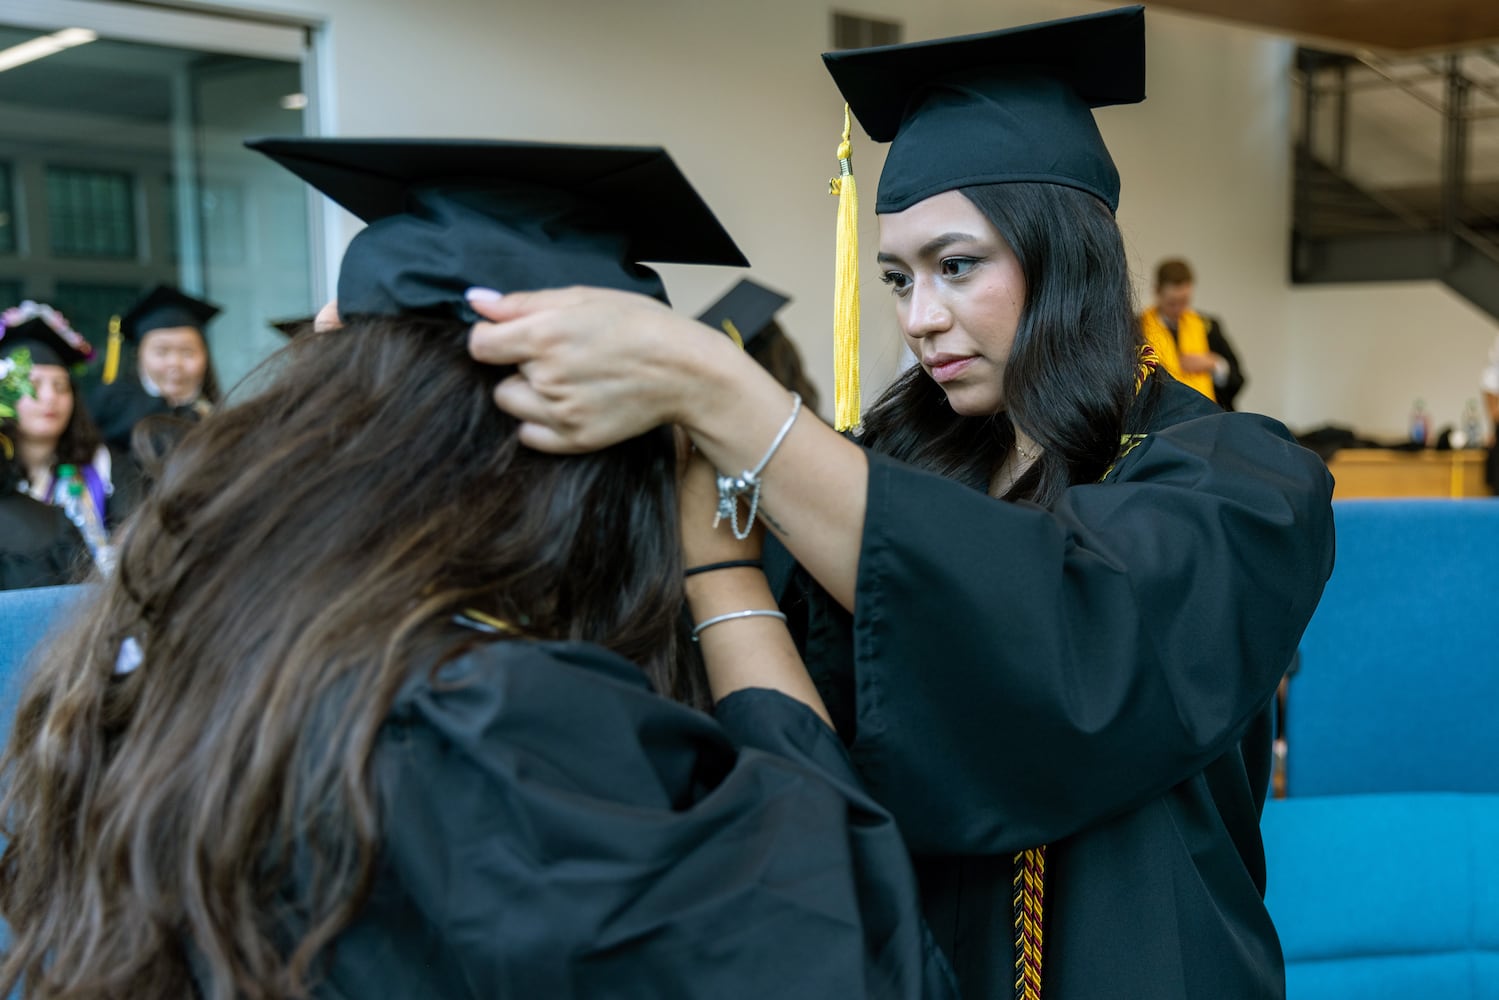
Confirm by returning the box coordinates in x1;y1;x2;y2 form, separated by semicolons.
994;440;1042;497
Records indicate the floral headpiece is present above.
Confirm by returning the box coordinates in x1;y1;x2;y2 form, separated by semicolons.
0;300;95;361
0;349;33;422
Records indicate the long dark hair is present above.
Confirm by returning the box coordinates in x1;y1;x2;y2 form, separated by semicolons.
0;315;695;999
0;367;104;493
859;182;1145;506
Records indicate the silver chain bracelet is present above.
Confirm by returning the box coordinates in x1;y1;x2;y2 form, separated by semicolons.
714;393;802;540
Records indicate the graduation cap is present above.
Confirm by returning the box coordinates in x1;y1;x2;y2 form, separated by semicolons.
121;285;222;341
103;286;221;385
0;302;94;369
824;5;1146;214
269;316;314;339
245;137;749;322
695;279;791;349
817;5;1146;431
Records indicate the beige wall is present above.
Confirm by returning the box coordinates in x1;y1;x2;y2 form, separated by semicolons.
1285;282;1498;437
217;0;1499;433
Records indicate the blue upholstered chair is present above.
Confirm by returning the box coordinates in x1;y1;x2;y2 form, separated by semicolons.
1263;499;1499;999
0;584;85;746
0;583;85;966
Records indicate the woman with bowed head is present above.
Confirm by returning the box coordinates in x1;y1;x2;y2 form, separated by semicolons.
465;8;1335;999
0;138;956;1000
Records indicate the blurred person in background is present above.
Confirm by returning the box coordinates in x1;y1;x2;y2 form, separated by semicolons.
87;285;222;453
1139;258;1246;410
697;278;822;414
1;302;132;579
0;339;85;590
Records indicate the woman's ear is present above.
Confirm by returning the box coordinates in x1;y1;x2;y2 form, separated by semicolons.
313;300;343;333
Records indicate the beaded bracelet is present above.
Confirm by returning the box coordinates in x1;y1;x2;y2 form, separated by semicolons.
714;393;802;540
690;609;788;642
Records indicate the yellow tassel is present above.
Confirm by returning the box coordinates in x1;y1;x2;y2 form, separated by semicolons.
721;319;746;351
102;315;122;385
829;105;861;433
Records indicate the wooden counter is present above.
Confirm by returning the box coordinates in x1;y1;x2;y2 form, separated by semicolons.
1324;448;1491;499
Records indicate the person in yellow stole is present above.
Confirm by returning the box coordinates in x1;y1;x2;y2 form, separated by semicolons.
1139;258;1243;407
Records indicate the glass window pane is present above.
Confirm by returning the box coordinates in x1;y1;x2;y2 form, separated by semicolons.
52;282;141;345
0;20;311;395
46;166;137;259
0;163;15;255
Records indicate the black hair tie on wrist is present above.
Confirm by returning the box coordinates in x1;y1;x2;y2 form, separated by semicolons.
684;559;763;578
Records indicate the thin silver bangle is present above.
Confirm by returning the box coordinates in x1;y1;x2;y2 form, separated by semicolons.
690;609;788;642
714;392;802;541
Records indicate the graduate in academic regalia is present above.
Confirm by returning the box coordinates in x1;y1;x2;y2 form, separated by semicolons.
87;284;222;452
0;302;132;579
0;139;956;1000
697;278;821;413
1139;258;1247;409
461;8;1337;999
0;342;87;590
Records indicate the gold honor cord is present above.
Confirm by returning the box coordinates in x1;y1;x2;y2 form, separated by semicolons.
829;105;862;433
1013;846;1046;1000
1012;342;1161;1000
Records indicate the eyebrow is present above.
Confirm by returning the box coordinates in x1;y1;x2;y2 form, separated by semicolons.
876;231;981;266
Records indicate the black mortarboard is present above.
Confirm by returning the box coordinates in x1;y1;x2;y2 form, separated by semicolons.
269;316;314;339
695;279;791;348
0;305;94;368
823;5;1146;213
120;285;222;342
246;138;749;319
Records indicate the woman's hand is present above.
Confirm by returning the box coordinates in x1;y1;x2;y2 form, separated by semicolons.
466;286;741;454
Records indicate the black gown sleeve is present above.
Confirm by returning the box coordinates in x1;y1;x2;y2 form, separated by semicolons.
836;410;1333;855
341;641;956;1000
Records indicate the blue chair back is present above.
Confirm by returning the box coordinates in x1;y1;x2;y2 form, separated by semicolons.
1288;499;1499;796
1264;793;1499;999
0;584;87;747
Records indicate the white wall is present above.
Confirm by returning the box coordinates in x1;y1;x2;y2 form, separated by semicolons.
1284;282;1498;437
208;0;1499;433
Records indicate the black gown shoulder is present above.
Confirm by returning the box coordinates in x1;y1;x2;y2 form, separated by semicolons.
0;492;88;591
87;376;206;454
313;637;957;1000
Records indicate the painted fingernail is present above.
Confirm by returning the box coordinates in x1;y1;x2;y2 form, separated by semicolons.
465;287;504;303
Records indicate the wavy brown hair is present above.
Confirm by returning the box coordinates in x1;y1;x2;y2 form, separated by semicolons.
0;315;694;999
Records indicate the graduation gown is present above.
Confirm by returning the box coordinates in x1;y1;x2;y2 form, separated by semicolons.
308;637;958;999
87;375;208;453
0;492;87;590
767;374;1336;999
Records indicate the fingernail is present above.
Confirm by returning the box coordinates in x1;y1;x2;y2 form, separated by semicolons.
465;287;504;303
